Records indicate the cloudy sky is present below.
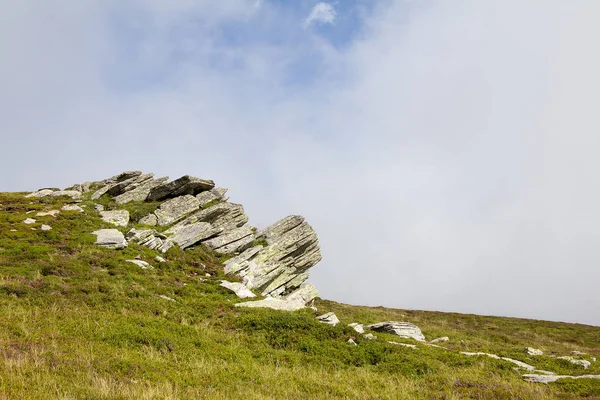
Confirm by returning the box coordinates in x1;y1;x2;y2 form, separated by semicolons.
2;1;600;326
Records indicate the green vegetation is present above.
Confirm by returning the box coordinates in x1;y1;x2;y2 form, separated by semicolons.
0;192;599;399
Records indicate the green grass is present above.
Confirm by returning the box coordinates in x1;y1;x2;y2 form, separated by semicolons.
0;191;599;399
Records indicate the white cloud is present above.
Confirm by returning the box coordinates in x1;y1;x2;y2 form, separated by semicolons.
304;3;336;28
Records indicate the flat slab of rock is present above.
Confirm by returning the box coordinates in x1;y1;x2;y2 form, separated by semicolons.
92;229;127;249
159;222;221;252
461;352;536;371
25;189;54;198
349;323;365;334
389;341;418;349
36;210;60;217
49;190;82;199
147;175;215;201
100;210;130;227
62;205;84;212
139;214;158;226
235;296;306;311
220;281;256;299
126;260;152;269
557;356;591;369
523;374;600;384
317;312;340;326
366;322;426;342
154;195;200;226
114;176;169;204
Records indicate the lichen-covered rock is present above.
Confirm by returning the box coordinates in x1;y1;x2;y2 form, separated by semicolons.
523;374;600;384
49;190;82;199
557;356;591;369
139;214;158;226
41;224;52;231
92;173;153;200
92;229;127;249
147;175;215;202
36;210;60;217
25;189;54;198
317;312;340;326
61;204;84;212
203;226;254;252
196;187;229;207
525;347;543;356
220;281;256;299
366;322;426;342
100;210;130;227
166;202;248;234
223;246;264;275
235;296;306;311
154;195;200;226
159;222;221;252
114;176;169;204
126;228;166;250
23;218;36;224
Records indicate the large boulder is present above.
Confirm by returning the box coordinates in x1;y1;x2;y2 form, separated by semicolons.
100;210;130;227
365;322;426;342
92;229;127;249
147;175;215;202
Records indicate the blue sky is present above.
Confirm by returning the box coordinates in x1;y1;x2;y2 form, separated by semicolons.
2;0;600;325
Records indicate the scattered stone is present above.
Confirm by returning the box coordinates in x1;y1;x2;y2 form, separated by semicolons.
10;229;17;232
154;195;200;226
92;229;127;249
41;224;52;231
366;322;425;342
317;312;340;326
389;341;417;349
363;333;377;340
155;256;166;263
61;205;84;212
139;214;158;226
235;296;306;312
348;323;365;334
95;204;104;212
430;337;450;344
572;351;587;355
158;295;176;302
347;338;358;346
557;356;591;369
523;374;600;384
461;352;536;371
147;175;215;202
23;218;36;224
25;189;54;198
525;347;544;356
220;281;256;299
126;260;152;269
593;357;597;362
100;210;130;227
36;210;60;217
49;190;82;199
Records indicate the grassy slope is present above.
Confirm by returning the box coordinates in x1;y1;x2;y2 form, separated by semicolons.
0;192;599;400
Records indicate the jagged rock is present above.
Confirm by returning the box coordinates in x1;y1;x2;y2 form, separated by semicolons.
114;176;169;204
159;222;221;252
363;333;377;340
523;374;600;384
92;173;153;200
167;202;248;234
389;341;418;349
41;224;52;231
196;187;229;207
154;195;200;226
349;323;365;334
239;216;321;297
126;260;152;269
525;347;544;356
92;229;127;249
366;322;426;342
61;205;84;212
49;190;82;199
100;210;130;227
36;210;60;217
103;171;142;185
223;246;264;274
347;339;358;346
235;296;306;312
214;235;256;255
24;218;36;224
139;214;158;226
283;283;319;305
25;189;54;198
126;229;167;251
557;356;591;369
203;226;255;254
147;175;215;202
317;312;340;326
220;281;256;299
431;337;450;344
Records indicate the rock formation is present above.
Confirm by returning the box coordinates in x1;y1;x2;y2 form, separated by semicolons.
58;170;322;310
366;322;426;342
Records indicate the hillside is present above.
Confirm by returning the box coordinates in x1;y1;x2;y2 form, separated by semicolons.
0;171;599;400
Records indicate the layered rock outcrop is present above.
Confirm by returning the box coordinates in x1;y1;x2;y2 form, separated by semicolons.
58;170;322;309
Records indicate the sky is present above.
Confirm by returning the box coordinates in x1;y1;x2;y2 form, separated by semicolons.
2;1;600;326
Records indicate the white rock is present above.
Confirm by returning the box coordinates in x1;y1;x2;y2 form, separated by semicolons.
523;374;600;384
317;312;340;326
557;356;591;369
50;190;82;199
61;205;84;212
155;256;166;263
430;337;450;344
126;260;152;269
92;229;127;249
220;281;256;299
100;210;130;227
363;333;377;340
36;210;60;217
348;323;365;334
388;341;417;349
235;296;306;311
139;214;158;226
95;204;104;212
24;218;36;224
25;189;54;198
41;224;52;231
158;295;176;302
525;347;544;356
461;352;535;371
347;338;358;346
366;321;425;342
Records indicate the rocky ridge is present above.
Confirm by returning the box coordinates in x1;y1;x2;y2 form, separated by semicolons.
26;170;322;310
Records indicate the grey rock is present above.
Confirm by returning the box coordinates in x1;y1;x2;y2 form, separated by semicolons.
61;204;84;213
50;190;82;199
347;338;358;346
126;228;167;250
523;374;600;384
223;246;264;275
158;295;176;302
139;214;158;226
154;195;200;226
281;283;319;305
94;204;104;212
92;173;153;200
100;210;130;227
126;259;152;269
557;356;591;369
92;229;127;249
214;235;256;255
220;281;256;299
114;176;169;204
24;218;36;224
389;341;418;349
235;296;306;311
525;347;544;356
36;210;60;217
363;333;377;340
431;337;450;344
25;189;54;198
155;256;166;263
203;226;254;251
317;312;340;326
366;322;426;342
196;187;228;207
461;352;536;371
103;171;142;184
159;222;221;252
147;175;215;202
41;224;52;231
166;202;248;235
349;323;365;334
